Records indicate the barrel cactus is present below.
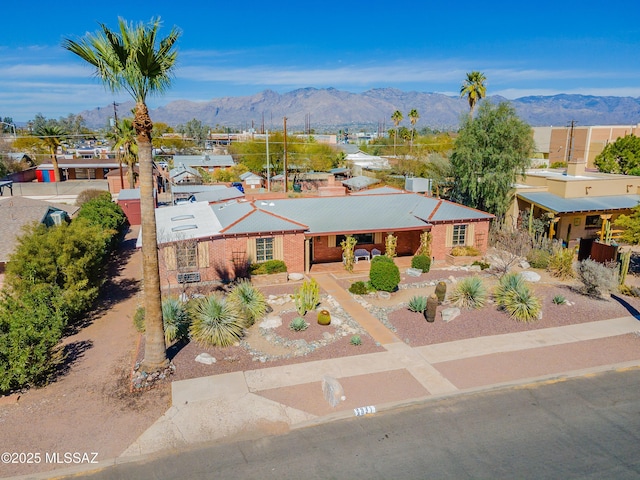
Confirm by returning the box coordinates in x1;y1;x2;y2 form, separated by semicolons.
317;309;331;326
435;281;447;304
424;293;438;323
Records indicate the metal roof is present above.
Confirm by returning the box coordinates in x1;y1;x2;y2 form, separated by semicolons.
154;201;222;243
193;187;244;203
517;191;640;214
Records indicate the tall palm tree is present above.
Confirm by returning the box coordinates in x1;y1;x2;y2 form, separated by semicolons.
391;110;403;156
35;125;66;182
63;18;181;373
109;118;139;188
460;71;487;117
408;108;420;152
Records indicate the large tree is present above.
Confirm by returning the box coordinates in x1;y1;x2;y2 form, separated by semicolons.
391;110;403;156
34;125;66;182
408;108;420;152
109;117;139;188
594;134;640;175
449;101;534;218
63;17;181;373
460;71;487;117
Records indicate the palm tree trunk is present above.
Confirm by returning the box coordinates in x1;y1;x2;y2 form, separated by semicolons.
135;102;168;372
50;152;60;183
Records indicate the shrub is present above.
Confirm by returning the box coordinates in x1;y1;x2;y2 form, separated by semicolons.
502;286;541;322
250;260;287;275
369;256;400;292
450;246;480;256
227;280;267;327
350;335;362;346
75;189;112;206
133;306;145;332
552;295;567;305
411;254;431;273
293;279;320;316
349;281;370;295
547;247;575;279
161;297;191;344
408;295;428;313
0;286;68;394
472;260;491;270
289;317;309;332
575;259;619;297
449;276;487;309
189;293;245;347
527;248;551;269
494;272;526;307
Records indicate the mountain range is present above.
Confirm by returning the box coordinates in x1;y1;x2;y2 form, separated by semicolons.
79;87;640;132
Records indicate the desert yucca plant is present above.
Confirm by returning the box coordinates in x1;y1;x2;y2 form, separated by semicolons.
408;295;428;313
552;295;566;305
502;286;541;322
227;280;267;327
189;293;245;347
494;272;526;306
162;297;191;344
449;276;487;309
547;246;575;279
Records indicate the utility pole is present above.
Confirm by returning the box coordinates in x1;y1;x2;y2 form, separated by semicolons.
283;117;288;194
567;120;577;163
113;101;124;189
266;129;270;192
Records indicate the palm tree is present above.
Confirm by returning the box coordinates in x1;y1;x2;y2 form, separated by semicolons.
391;110;403;156
460;71;487;117
63;18;181;373
109;118;139;188
408;108;420;152
35;125;66;182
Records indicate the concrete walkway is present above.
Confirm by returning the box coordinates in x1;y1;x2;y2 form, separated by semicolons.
120;271;640;460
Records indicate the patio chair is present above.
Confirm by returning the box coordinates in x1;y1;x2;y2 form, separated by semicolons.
371;248;382;257
354;248;371;263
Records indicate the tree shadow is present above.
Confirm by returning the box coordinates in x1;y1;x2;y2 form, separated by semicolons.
167;338;190;361
611;294;640;320
48;339;94;382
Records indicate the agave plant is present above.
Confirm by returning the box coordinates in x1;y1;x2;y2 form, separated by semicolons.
408;295;428;313
449;276;487;309
189;293;245;347
227;280;267;327
162;297;191;344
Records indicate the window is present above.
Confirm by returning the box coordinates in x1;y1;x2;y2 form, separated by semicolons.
176;243;197;269
256;237;274;262
585;215;602;229
452;224;467;246
336;233;374;246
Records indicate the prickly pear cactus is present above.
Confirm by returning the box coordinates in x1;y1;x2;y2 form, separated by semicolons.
424;294;438;323
435;281;447;304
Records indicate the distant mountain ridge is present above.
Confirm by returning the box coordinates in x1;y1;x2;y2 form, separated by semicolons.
78;87;640;131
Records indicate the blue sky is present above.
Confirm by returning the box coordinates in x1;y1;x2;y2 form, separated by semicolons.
2;0;639;123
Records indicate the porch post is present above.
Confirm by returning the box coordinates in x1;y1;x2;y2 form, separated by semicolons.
304;237;310;274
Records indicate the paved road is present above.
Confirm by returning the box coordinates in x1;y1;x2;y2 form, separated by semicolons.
54;367;640;480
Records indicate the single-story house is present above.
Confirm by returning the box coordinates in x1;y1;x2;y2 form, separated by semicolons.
0;196;79;272
148;190;493;287
170;164;202;185
172;154;235;172
37;158;120;182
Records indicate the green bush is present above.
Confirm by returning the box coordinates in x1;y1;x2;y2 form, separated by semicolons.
411;254;431;273
250;259;287;275
408;295;428;313
450;246;481;256
76;189;112;206
547;247;575;279
449;276;487;309
369;256;400;292
76;197;129;251
161;297;191;344
289;317;309;332
575;259;619;297
527;248;551;269
348;281;370;295
471;260;491;270
227;280;267;327
133;306;145;332
189;293;245;347
0;286;68;394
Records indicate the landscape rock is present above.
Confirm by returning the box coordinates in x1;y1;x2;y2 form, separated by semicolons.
519;260;531;269
259;316;283;329
288;272;304;281
406;267;423;277
195;353;217;365
322;375;346;407
520;271;541;282
441;307;461;323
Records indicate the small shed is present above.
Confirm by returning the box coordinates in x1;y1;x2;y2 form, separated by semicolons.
117;189;143;225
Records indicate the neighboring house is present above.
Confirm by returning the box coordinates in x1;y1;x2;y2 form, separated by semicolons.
170;184;240;204
170;164;202;185
192;187;245;204
239;171;264;190
345;151;391;173
37;158;120;182
106;164;167;195
342;175;380;191
172;154;235;172
509;158;640;248
0;196;79;272
150;191;493;287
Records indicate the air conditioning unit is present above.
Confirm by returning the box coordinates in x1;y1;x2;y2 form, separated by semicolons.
49;210;66;226
177;272;201;283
